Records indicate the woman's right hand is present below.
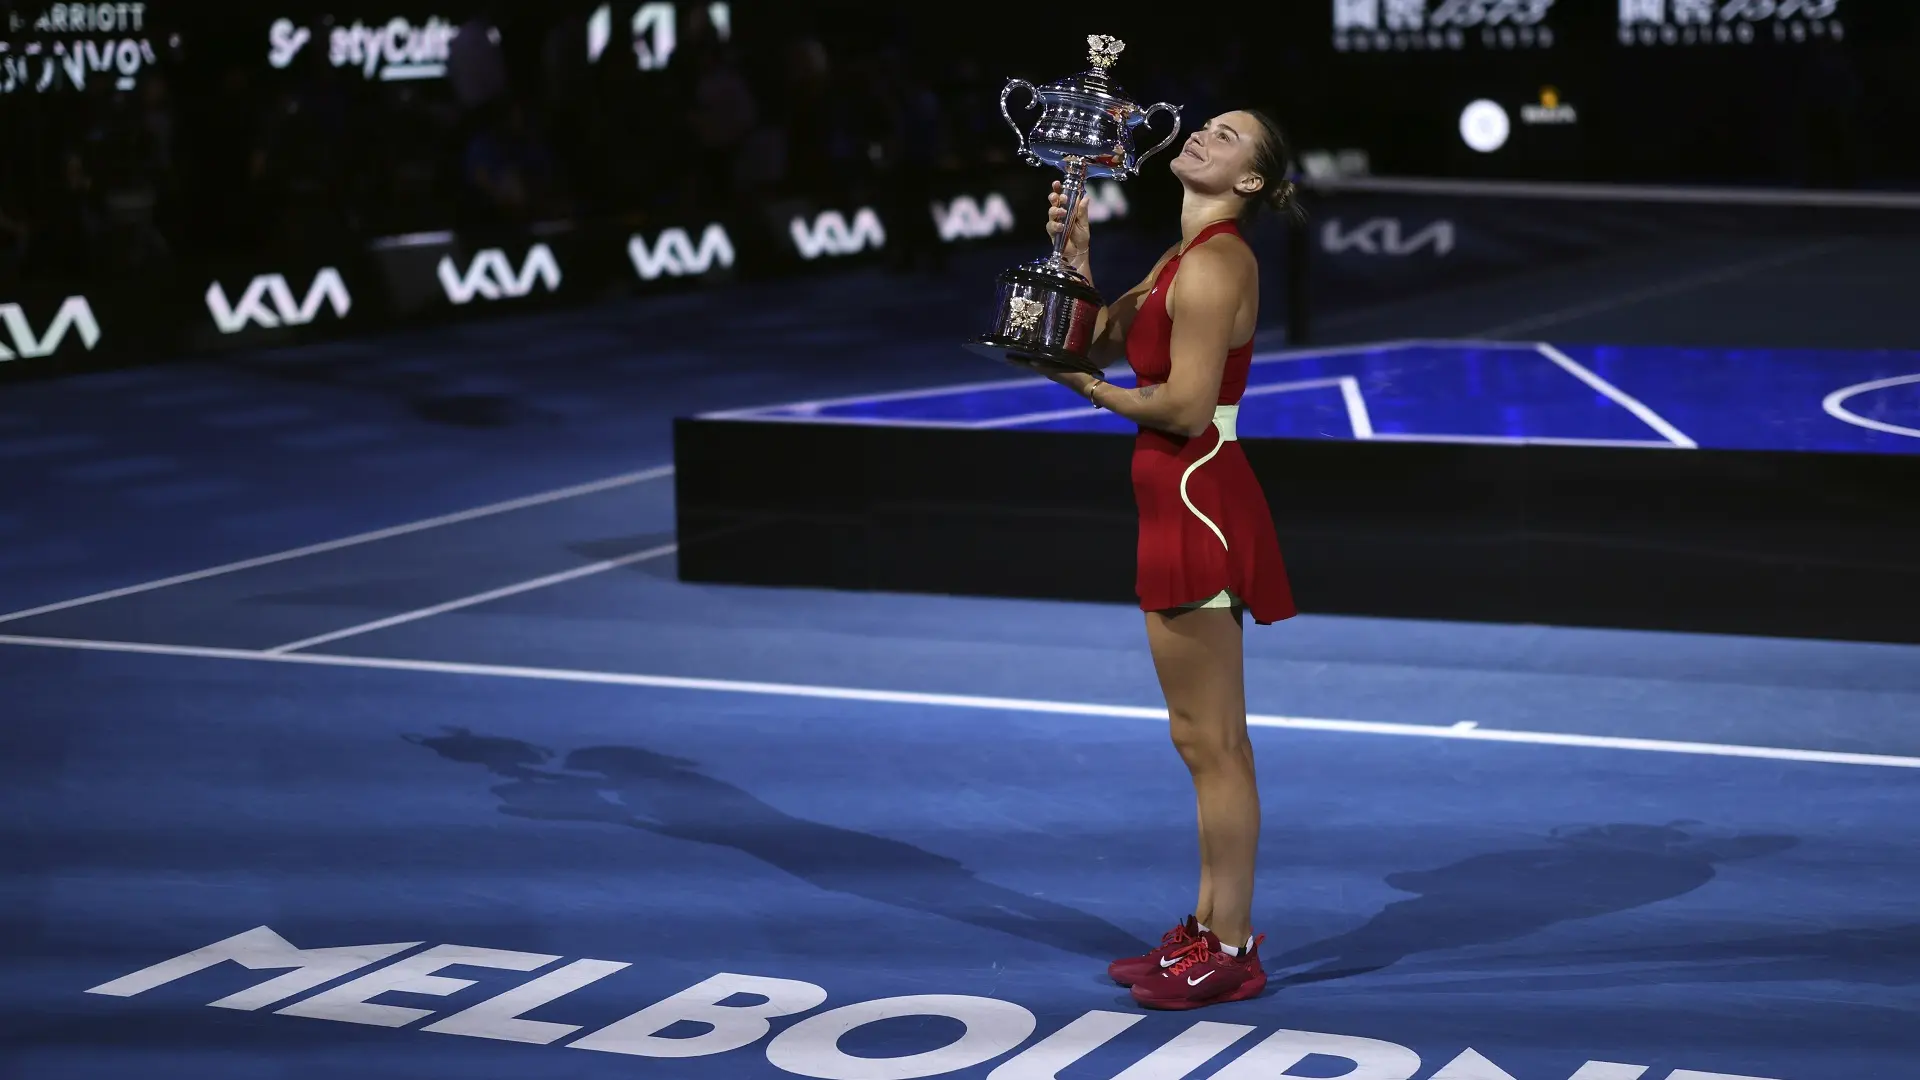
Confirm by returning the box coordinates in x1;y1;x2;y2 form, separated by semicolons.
1046;180;1091;266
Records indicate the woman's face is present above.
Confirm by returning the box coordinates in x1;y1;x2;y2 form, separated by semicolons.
1168;110;1266;201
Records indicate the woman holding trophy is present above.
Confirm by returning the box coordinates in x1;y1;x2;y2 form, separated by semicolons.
1044;106;1302;1010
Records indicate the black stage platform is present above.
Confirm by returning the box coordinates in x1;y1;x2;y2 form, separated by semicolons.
675;417;1920;645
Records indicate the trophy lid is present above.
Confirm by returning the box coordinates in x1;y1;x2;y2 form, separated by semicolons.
1037;34;1132;104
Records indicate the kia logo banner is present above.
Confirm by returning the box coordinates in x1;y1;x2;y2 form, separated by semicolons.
205;269;353;334
786;208;886;261
3;179;1077;379
629;225;735;280
0;296;100;361
930;195;1015;243
436;245;564;305
1320;217;1458;258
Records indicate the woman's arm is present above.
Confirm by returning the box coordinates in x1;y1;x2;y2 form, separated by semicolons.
1057;243;1244;438
1082;263;1160;367
1048;181;1165;367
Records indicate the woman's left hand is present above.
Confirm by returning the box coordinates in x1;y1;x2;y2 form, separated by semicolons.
1045;369;1095;393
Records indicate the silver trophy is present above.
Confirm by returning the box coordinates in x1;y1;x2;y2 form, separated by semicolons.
964;34;1180;376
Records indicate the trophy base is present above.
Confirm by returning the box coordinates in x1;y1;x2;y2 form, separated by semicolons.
962;336;1107;378
966;258;1105;378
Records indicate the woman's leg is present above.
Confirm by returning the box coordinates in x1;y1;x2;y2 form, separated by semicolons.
1145;605;1258;951
1193;789;1215;930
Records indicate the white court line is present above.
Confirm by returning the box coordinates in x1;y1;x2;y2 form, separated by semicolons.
970;376;1373;433
969;403;1105;430
1368;433;1679;449
723;359;1682;448
1822;373;1920;440
968;365;1674;449
1248;339;1421;366
1534;344;1697;449
2;632;1918;770
1337;377;1375;438
1397;337;1551;351
702;339;1684;446
701;342;1415;421
264;542;680;654
1240;376;1376;439
1470;241;1846;340
0;464;676;626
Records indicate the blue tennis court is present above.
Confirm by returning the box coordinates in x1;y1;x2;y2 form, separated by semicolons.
6;324;1918;1080
710;340;1920;455
11;7;1920;1078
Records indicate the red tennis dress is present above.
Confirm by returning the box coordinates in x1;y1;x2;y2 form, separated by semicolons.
1125;220;1296;625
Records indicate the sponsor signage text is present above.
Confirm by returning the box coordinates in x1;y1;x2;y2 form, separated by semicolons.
1;2;163;94
587;2;732;69
268;15;459;81
1334;0;1558;52
1618;0;1844;46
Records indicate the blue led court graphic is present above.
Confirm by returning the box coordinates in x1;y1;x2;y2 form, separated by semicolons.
708;340;1920;456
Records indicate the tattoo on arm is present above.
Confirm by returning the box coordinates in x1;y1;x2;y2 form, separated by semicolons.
1136;384;1160;399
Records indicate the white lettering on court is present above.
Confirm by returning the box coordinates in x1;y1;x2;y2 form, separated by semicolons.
569;972;828;1057
990;1015;1257;1080
84;926;419;1011
1430;1048;1652;1080
78;927;1793;1080
424;958;631;1044
765;994;1037;1080
275;944;561;1028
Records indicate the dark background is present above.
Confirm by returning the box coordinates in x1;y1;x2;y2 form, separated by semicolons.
4;0;1916;282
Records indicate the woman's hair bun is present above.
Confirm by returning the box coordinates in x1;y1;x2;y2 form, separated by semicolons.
1267;178;1305;221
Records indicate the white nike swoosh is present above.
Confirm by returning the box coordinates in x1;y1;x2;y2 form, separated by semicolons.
1158;956;1181;968
1187;970;1216;986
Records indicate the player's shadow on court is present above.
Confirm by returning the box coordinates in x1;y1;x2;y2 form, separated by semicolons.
405;727;1149;960
1374;919;1920;995
1266;822;1799;987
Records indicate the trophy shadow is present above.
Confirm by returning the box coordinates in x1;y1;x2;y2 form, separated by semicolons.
404;726;1151;962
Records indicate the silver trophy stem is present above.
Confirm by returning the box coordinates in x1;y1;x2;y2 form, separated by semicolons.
1045;157;1090;274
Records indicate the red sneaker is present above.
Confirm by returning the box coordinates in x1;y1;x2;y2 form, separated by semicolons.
1107;916;1210;986
1130;933;1267;1010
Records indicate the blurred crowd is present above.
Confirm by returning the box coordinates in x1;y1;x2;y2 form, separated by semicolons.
6;4;1896;295
0;8;1256;289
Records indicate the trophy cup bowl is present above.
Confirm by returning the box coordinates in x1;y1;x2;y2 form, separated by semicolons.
964;34;1181;377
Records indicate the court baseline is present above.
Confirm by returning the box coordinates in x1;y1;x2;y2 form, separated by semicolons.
3;631;1915;771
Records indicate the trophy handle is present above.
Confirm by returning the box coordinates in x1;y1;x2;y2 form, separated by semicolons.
1128;102;1183;175
1000;79;1039;165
